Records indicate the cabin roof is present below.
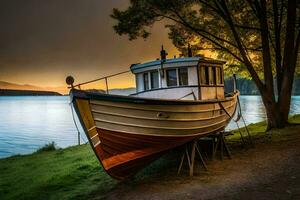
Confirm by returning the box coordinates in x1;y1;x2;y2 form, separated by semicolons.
130;57;226;73
131;57;200;71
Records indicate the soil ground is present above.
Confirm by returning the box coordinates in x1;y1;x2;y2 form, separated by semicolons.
99;125;300;200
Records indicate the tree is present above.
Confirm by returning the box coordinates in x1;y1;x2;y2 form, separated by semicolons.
111;0;300;130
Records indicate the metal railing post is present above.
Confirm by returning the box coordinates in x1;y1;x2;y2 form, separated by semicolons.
78;131;80;146
105;77;109;94
233;74;237;93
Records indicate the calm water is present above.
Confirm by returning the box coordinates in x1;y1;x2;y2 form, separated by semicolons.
0;96;85;158
226;96;300;130
0;95;299;158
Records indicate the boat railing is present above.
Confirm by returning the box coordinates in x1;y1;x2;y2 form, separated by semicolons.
66;70;132;94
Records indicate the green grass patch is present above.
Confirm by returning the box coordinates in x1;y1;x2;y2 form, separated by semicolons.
0;144;178;200
289;114;300;124
35;142;57;153
227;114;300;141
0;145;117;200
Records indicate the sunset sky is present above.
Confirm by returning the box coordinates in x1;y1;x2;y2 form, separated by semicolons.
0;0;180;93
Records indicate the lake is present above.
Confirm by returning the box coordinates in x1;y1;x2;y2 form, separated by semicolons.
0;95;299;158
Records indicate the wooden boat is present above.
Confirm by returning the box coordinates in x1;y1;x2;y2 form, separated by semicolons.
68;49;239;179
70;89;239;180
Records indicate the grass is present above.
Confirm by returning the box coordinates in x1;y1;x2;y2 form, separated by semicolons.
228;114;300;141
0;144;179;200
35;142;57;153
0;115;300;200
0;145;117;200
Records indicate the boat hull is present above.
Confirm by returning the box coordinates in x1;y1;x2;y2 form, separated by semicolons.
71;90;239;179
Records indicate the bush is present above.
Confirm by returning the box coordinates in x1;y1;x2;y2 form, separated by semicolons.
36;142;57;153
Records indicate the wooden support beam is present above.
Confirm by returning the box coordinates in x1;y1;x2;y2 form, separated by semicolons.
177;152;185;175
195;145;208;171
177;139;208;176
212;132;231;160
190;141;196;176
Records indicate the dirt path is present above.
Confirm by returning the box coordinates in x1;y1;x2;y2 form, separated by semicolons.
96;126;300;200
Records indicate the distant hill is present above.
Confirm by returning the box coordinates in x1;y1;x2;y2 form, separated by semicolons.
0;89;62;96
109;88;136;95
0;81;42;91
0;81;68;94
86;88;136;96
0;81;136;96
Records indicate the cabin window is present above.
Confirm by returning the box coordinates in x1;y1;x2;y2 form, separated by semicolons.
205;67;209;85
200;67;205;84
216;67;223;84
200;66;209;85
150;71;159;89
166;69;178;87
179;67;188;86
219;67;224;84
143;73;149;90
211;67;217;85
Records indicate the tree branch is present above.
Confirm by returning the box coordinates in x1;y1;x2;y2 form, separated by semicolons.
158;6;244;62
258;0;274;95
294;29;300;64
245;46;262;51
218;0;264;91
197;0;220;15
245;0;260;18
282;0;297;76
272;0;283;95
233;24;261;31
169;8;238;48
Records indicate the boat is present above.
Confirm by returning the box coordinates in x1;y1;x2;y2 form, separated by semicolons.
67;47;239;180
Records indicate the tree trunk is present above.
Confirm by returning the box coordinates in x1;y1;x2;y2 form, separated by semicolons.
260;87;290;130
278;71;295;120
264;101;289;130
258;53;298;130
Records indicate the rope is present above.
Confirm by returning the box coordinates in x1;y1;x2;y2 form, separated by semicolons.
218;102;232;119
218;94;254;147
218;101;246;146
237;96;254;147
69;102;88;144
177;91;197;100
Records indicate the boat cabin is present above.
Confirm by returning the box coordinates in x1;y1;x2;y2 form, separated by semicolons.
131;55;225;100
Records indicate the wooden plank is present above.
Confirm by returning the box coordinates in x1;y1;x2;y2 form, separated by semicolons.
190;141;196;176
